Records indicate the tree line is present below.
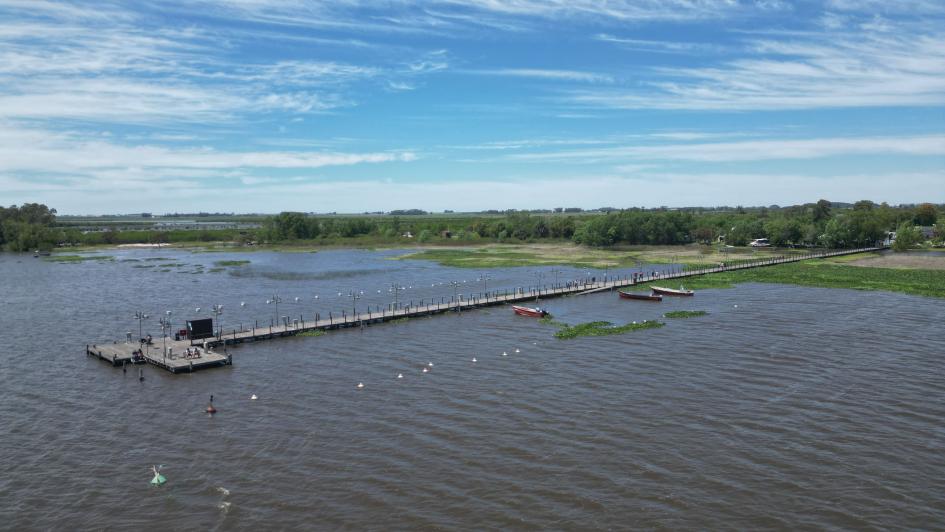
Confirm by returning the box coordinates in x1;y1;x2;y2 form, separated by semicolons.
259;200;942;248
1;200;941;252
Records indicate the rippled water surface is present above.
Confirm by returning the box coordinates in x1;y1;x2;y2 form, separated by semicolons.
1;249;943;530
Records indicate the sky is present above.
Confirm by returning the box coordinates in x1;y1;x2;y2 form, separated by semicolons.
0;0;943;215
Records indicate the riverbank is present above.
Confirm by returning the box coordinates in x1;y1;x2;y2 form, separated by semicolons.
628;260;945;299
395;243;807;269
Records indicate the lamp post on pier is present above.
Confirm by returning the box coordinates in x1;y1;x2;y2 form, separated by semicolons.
133;311;149;341
449;280;461;311
390;283;405;311
159;310;172;356
478;274;491;296
267;294;282;326
211;304;223;339
348;291;362;319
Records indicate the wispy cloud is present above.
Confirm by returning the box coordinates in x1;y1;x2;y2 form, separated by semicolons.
594;34;724;54
508;135;945;162
0;125;417;189
573;21;945;110
464;68;613;83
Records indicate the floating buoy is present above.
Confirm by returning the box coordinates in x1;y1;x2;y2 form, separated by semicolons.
357;382;364;389
472;357;477;363
150;465;166;486
734;304;738;308
514;348;520;353
428;362;434;367
422;367;428;373
502;351;507;356
397;373;403;379
250;394;257;400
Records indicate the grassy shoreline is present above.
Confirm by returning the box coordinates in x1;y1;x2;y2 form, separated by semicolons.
628;260;945;298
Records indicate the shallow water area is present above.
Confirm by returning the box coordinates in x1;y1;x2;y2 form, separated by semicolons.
1;248;943;529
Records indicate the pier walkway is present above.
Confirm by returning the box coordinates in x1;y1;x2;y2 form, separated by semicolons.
86;246;882;373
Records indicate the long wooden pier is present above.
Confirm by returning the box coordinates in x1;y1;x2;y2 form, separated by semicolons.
85;246;883;373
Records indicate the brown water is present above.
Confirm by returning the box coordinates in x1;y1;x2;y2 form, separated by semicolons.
1;249;943;529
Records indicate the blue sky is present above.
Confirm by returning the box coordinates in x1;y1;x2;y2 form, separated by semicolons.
0;0;943;214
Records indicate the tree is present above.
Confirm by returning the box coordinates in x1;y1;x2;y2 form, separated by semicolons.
853;199;875;211
812;199;831;223
914;203;938;226
892;222;922;251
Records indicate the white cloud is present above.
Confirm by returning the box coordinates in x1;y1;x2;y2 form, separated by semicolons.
572;22;945;110
20;171;944;215
0;125;417;186
508;135;945;162
464;68;613;83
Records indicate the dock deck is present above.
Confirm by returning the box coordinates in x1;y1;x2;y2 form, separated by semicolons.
85;247;883;373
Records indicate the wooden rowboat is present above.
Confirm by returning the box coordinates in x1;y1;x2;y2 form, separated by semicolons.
512;305;548;317
618;291;663;301
651;285;694;296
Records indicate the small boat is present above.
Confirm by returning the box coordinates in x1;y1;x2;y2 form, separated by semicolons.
512;305;548;318
618;291;662;301
651;285;694;296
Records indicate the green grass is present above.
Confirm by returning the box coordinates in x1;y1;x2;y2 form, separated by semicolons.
297;329;326;337
44;255;114;262
634;260;945;298
664;310;708;319
396;247;635;269
553;320;664;340
213;259;251;267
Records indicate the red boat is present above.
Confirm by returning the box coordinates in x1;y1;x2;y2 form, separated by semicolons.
618;291;662;301
650;285;694;296
512;305;548;317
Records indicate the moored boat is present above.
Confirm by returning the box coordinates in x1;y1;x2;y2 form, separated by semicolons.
650;285;694;296
618;291;662;301
512;305;548;317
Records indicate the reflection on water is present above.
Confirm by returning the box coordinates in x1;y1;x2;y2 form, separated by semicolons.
0;249;942;529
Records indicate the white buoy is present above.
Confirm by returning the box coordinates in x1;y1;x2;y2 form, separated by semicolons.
397;373;403;379
734;304;738;308
294;297;300;302
357;382;364;389
240;302;246;307
472;357;477;362
514;348;520;353
250;394;257;400
502;351;507;356
422;367;428;373
315;295;319;299
428;362;434;367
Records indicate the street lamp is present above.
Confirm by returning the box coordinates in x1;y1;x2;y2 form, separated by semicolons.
535;271;545;299
390;283;405;310
133;311;149;341
211;304;223;338
348;290;362;317
550;268;562;289
159;310;172;355
267;294;282;325
478;274;490;295
449;280;461;311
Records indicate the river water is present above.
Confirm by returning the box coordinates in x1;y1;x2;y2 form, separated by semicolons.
1;248;942;530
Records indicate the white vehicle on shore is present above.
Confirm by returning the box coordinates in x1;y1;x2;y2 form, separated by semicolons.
749;238;770;247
